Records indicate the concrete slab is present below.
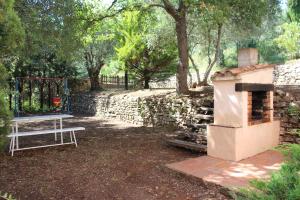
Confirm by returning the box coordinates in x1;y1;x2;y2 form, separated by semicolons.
166;150;283;189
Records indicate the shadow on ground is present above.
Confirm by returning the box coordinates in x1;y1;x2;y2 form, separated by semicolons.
0;116;229;200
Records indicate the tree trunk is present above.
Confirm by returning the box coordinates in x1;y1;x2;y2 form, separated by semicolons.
162;0;189;94
18;80;23;112
175;17;189;94
201;24;223;85
88;67;101;91
9;80;12;110
144;77;150;89
188;69;193;88
188;54;201;85
40;81;44;110
124;70;129;90
85;50;104;91
29;80;32;109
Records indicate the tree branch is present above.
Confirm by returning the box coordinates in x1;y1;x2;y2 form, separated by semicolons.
202;23;223;84
188;54;201;84
107;0;118;11
162;0;179;19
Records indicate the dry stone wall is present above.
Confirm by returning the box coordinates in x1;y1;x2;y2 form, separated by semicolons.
72;86;300;145
72;90;213;129
274;60;300;85
148;60;300;89
274;86;300;144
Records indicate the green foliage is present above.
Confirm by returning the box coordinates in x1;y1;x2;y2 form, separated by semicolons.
0;0;19;150
258;39;286;64
115;10;177;87
288;103;300;118
288;0;300;22
0;191;16;200
236;144;300;200
0;0;24;59
275;22;300;59
12;0;80;78
0;64;12;150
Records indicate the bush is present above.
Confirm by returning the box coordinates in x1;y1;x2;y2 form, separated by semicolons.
0;191;16;200
235;144;300;200
0;64;12;150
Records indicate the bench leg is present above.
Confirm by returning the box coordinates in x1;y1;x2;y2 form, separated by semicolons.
11;137;15;156
54;120;57;141
9;137;13;153
69;131;73;143
60;118;63;144
61;132;64;144
72;131;77;147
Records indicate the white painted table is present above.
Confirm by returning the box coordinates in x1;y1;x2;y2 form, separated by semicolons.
9;114;83;156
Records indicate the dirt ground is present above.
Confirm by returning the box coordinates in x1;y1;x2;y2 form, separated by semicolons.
0;116;230;200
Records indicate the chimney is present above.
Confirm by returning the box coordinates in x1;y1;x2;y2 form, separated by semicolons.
238;48;258;67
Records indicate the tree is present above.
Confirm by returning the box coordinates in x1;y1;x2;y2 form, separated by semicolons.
115;10;177;89
0;0;24;60
69;1;118;91
160;0;190;94
186;0;274;85
12;0;81;79
275;22;300;59
81;19;115;90
0;64;11;149
143;0;271;90
0;0;23;148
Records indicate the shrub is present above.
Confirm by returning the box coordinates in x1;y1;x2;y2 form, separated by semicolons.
0;64;12;150
235;144;300;200
0;191;16;200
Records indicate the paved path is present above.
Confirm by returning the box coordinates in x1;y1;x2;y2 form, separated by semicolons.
167;150;283;189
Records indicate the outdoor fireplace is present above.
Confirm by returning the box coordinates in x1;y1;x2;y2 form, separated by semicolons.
207;63;280;161
249;91;270;124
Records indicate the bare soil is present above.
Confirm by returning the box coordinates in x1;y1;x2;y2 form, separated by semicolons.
0;116;230;200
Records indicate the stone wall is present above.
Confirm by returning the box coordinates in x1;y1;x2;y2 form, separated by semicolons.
274;86;300;144
274;60;300;85
72;87;300;144
148;60;300;89
72;90;213;128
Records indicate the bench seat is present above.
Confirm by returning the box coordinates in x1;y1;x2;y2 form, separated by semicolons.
8;127;85;137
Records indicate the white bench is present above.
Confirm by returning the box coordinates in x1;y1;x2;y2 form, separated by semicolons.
8;127;85;156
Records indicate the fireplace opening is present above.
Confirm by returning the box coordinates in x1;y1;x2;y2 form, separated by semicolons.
248;91;270;125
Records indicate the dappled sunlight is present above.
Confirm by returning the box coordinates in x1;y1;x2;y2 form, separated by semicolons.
167;150;284;188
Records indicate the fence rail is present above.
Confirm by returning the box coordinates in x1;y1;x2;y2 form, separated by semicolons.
100;75;134;88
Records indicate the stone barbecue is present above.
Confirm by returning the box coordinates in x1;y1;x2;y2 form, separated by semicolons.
207;50;280;161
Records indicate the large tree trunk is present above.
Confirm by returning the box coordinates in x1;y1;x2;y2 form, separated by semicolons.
88;67;101;91
162;0;189;94
85;50;104;91
175;17;189;94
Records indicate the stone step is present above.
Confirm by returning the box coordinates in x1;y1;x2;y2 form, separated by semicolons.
199;106;214;112
194;114;214;120
166;139;207;152
197;135;207;140
192;123;208;129
186;123;209;129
